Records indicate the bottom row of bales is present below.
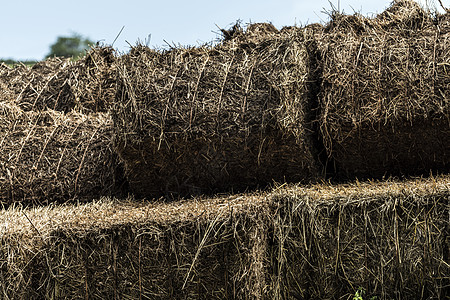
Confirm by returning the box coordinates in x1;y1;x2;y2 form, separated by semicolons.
1;176;448;299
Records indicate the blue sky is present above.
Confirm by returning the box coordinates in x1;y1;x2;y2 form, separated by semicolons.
0;0;443;60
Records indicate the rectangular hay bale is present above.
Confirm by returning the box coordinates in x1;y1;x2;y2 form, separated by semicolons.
271;176;450;299
0;102;116;206
113;26;321;198
318;1;450;179
0;195;270;299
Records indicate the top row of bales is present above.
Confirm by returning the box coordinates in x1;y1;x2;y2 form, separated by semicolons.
0;0;449;204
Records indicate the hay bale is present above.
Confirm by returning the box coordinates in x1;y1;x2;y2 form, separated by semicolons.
318;0;450;179
0;57;75;111
271;175;450;299
0;102;116;206
0;195;270;299
113;26;320;198
0;47;116;113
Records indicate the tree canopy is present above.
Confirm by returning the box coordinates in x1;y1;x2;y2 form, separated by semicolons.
46;33;94;59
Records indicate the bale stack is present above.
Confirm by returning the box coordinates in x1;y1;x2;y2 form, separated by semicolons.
0;47;117;113
318;0;450;179
0;101;116;206
113;25;320;198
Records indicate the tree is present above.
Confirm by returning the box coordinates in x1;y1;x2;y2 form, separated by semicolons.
46;33;94;59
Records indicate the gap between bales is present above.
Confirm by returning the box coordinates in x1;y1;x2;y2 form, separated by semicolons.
0;175;448;299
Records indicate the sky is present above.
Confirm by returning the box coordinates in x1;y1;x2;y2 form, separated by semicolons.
0;0;445;61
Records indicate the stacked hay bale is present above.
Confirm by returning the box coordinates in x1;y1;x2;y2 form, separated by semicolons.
271;175;450;299
0;47;123;206
0;101;115;206
0;195;270;299
113;25;321;198
0;46;116;113
318;0;450;179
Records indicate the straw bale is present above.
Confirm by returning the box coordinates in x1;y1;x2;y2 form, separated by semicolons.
113;26;320;198
318;0;450;179
0;57;75;111
0;101;117;206
0;47;116;113
0;195;271;299
271;175;450;299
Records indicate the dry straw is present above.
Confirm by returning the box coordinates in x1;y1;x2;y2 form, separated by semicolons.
0;175;448;299
271;176;449;299
113;24;322;198
0;1;449;298
318;0;450;179
0;194;271;299
0;46;117;113
0;101;117;206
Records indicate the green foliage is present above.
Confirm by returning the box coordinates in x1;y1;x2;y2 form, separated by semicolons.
0;59;38;67
46;33;94;59
353;288;378;300
353;288;365;300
